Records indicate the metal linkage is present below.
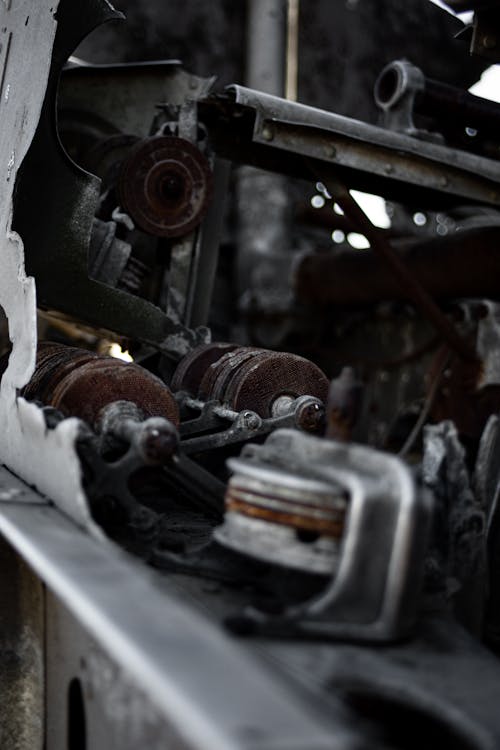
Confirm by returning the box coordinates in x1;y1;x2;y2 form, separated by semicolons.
178;393;325;454
219;429;432;642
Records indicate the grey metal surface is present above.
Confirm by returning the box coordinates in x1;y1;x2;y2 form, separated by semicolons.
0;536;44;750
60;60;215;139
221;430;432;641
213;84;500;207
0;465;339;750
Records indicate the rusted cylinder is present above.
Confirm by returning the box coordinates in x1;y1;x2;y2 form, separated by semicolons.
173;342;329;419
22;342;180;428
295;226;500;307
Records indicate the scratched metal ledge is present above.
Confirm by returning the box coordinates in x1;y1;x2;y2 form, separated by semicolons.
0;465;338;750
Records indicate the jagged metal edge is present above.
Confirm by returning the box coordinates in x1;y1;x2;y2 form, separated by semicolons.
0;1;96;531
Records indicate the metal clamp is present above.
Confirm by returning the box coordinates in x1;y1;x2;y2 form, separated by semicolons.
223;429;432;642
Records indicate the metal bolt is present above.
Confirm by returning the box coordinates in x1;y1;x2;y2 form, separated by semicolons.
384;163;394;175
296;401;325;433
261;125;274;142
483;35;497;50
271;394;295;417
440;175;449;188
325;144;337;159
242;411;261;430
141;421;179;464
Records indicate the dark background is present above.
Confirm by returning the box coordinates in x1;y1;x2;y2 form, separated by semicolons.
76;0;487;124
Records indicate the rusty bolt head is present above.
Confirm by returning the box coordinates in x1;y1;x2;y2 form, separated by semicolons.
140;420;179;464
241;411;261;431
296;400;325;433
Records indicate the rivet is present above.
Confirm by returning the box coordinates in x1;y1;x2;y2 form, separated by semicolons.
262;125;274;142
483;35;497;50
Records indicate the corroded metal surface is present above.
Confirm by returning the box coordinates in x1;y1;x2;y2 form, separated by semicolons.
23;342;180;428
118;136;213;238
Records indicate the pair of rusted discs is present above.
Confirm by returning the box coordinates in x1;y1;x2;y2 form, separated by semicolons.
171;342;329;418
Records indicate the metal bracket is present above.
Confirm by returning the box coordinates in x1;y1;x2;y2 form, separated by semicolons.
225;429;432;642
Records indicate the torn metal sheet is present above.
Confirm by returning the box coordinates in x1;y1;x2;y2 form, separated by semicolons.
0;0;95;529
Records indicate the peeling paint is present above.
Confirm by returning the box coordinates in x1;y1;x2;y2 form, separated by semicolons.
0;1;97;531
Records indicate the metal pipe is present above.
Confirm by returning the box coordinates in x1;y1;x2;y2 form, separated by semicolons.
296;225;500;306
286;0;299;101
246;0;287;93
375;59;500;137
237;0;291;344
316;175;478;364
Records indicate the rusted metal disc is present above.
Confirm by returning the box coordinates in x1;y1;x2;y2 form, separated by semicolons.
170;342;238;395
226;352;329;417
22;342;99;404
210;350;268;404
220;351;271;406
23;342;179;428
198;348;264;402
118;136;213;238
51;359;180;427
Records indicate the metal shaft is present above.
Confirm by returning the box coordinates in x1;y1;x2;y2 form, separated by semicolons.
323;176;479;364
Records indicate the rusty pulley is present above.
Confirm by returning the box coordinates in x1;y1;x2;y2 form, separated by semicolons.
172;343;329;418
22;342;180;428
118;135;213;238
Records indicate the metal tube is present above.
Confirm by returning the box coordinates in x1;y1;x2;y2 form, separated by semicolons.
375;59;500;137
318;175;478;364
237;0;291;345
246;0;287;94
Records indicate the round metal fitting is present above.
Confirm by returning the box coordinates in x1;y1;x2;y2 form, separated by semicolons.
118;136;213;238
225;351;329;418
23;342;180;428
215;459;346;575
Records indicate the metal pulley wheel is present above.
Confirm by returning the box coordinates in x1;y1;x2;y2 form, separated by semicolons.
170;342;238;395
225;351;329;416
118;135;213;238
23;342;180;428
182;343;329;418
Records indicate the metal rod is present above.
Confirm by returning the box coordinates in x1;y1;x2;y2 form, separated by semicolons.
246;0;287;94
322;174;478;364
286;0;299;101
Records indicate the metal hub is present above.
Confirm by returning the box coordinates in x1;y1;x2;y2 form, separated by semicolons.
118;136;213;238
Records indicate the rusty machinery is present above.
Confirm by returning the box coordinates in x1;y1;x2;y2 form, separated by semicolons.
4;1;500;749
